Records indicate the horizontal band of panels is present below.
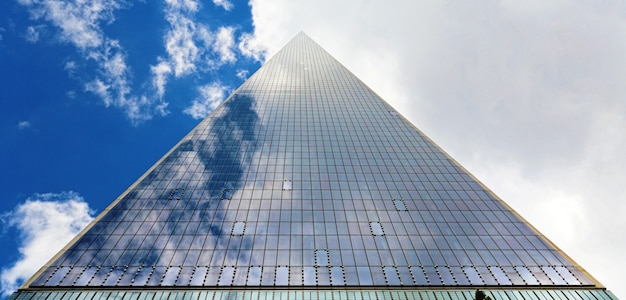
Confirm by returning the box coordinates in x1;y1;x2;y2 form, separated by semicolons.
32;264;591;287
11;289;618;300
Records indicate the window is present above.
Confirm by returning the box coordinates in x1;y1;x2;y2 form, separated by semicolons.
232;222;246;235
283;180;292;191
370;222;384;236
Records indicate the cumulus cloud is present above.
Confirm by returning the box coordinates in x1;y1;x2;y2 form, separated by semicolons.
150;0;239;101
64;60;78;75
236;69;249;80
164;12;200;76
0;192;95;296
17;0;119;50
151;60;173;99
183;82;228;119
238;32;267;62
246;1;626;297
164;0;199;12
24;26;42;43
18;0;255;121
213;26;236;64
85;78;110;104
149;1;202;98
213;0;233;11
18;0;168;123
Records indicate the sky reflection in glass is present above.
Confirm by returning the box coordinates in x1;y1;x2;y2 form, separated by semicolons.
26;33;596;288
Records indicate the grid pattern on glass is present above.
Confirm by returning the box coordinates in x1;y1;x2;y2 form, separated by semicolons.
283;180;292;191
25;33;597;289
393;199;408;211
232;221;246;236
369;222;384;236
9;289;618;300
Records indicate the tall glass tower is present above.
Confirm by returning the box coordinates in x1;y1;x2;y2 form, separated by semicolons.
11;33;616;299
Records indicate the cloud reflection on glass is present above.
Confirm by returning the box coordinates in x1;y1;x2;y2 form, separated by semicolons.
28;33;595;289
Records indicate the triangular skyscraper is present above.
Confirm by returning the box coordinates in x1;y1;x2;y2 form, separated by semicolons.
12;33;616;299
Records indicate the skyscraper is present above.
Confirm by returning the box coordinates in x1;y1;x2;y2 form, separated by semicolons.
11;32;616;299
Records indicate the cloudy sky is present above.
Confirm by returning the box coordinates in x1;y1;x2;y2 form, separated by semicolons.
1;0;624;298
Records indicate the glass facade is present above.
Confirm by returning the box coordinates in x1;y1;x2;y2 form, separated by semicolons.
8;289;619;300
14;33;614;298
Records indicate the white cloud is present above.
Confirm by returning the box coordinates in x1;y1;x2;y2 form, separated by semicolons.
85;78;111;105
18;0;168;124
19;0;121;50
151;60;173;99
195;24;214;47
165;0;199;12
183;82;228;119
246;1;626;297
102;50;127;78
164;12;200;76
64;60;78;73
236;69;249;80
25;26;41;43
214;26;236;64
147;1;202;101
213;0;233;11
0;192;95;296
149;1;241;103
17;121;31;130
238;32;267;62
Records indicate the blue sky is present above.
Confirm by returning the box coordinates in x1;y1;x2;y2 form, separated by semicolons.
0;0;263;294
1;0;625;298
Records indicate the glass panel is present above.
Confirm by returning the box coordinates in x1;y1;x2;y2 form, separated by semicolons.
423;266;442;285
47;266;71;286
174;267;194;286
450;267;470;285
74;267;98;286
221;188;233;200
247;267;262;286
463;266;483;285
275;267;289;286
515;266;539;285
357;267;373;285
232;222;246;235
58;267;83;286
437;266;456;285
383;267;400;286
554;266;581;285
218;267;235;286
489;266;511;285
331;266;344;285
317;267;331;285
190;267;208;286
161;267;181;286
393;199;407;211
410;266;428;285
370;222;384;236
131;267;153;286
316;249;329;266
283;180;292;191
303;267;316;285
542;266;567;285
